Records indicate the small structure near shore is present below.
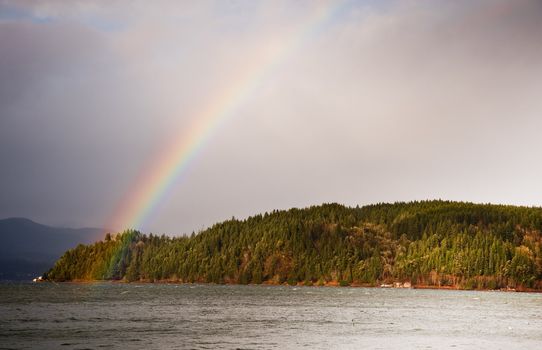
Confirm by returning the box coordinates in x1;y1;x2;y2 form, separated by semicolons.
387;282;412;289
32;276;44;282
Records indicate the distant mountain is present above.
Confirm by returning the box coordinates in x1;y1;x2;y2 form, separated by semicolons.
0;218;103;280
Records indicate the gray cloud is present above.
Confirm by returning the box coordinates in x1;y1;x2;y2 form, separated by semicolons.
1;0;541;234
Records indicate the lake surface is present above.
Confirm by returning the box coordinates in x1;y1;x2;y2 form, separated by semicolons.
0;282;541;349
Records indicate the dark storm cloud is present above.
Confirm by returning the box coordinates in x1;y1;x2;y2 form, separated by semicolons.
1;0;541;234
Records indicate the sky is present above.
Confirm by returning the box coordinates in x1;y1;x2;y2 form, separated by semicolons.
1;0;541;235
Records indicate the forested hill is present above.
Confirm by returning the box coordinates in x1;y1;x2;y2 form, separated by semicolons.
46;201;542;290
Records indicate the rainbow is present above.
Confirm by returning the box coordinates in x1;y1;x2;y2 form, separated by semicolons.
106;1;351;234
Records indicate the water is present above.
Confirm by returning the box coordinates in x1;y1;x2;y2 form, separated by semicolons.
1;283;541;349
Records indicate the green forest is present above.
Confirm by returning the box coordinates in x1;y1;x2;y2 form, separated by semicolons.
46;201;542;290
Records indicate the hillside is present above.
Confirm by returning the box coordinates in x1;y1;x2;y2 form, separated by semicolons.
46;201;542;290
0;218;102;280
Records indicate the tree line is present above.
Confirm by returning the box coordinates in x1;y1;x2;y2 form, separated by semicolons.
46;201;542;290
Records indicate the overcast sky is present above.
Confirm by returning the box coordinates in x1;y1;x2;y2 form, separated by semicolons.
1;0;541;235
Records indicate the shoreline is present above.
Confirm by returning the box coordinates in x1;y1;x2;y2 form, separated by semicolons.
45;279;542;293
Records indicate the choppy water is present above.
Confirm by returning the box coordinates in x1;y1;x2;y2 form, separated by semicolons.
0;282;541;349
